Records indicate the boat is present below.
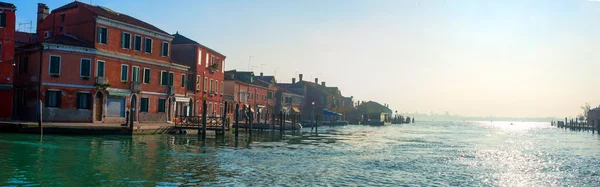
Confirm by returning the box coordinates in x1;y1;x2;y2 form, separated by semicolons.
365;113;392;126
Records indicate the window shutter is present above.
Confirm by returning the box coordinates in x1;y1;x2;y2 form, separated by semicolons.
87;93;92;109
76;93;81;109
0;13;5;27
57;91;62;108
45;91;49;107
169;73;174;86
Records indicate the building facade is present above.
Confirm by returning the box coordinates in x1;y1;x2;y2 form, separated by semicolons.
13;2;190;124
171;33;225;117
0;2;16;119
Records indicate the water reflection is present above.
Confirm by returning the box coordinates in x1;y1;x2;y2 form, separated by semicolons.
1;122;600;186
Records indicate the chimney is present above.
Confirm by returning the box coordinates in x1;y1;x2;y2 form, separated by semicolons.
315;78;319;84
260;72;263;78
321;82;326;87
299;74;303;82
292;78;296;84
37;3;49;23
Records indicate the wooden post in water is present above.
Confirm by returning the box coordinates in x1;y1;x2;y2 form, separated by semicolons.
279;111;284;135
235;104;239;138
315;114;319;135
222;102;228;134
249;107;253;136
39;100;43;135
272;112;276;131
201;100;207;141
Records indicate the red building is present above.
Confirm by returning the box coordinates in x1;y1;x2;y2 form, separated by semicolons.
13;2;190;124
223;70;274;123
0;2;16;120
171;33;225;117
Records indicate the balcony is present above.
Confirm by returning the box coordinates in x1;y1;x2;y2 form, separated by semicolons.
167;86;176;96
131;81;142;93
95;77;108;85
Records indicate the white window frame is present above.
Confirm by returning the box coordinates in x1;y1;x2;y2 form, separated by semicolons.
132;66;140;82
79;58;92;78
121;64;129;82
197;49;202;65
143;68;151;84
121;32;132;49
160;70;167;86
161;42;169;57
196;75;201;91
221;59;225;73
98;26;108;45
221;82;224;95
133;35;142;51
210;79;214;93
144;37;153;54
49;55;61;75
205;53;209;67
96;60;105;77
215;80;219;94
204;77;208;92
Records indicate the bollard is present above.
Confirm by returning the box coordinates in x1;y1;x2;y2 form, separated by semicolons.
202;100;207;141
235;104;239;138
280;111;284;135
315;114;319;135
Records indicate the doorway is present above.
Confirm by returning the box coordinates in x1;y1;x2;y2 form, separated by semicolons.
95;92;104;121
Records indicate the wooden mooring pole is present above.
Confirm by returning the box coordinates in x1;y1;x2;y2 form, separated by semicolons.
235;104;239;138
249;108;253;136
315;114;319;135
222;102;228;134
201;100;207;141
279;111;284;135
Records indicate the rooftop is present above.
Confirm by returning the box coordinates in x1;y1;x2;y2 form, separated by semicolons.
172;32;226;57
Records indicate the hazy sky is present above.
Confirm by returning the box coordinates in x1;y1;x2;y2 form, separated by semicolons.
12;0;600;118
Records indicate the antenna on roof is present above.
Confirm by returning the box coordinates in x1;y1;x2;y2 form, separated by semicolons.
18;21;33;33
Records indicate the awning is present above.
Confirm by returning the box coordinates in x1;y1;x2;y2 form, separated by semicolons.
292;107;300;113
0;84;12;90
106;88;131;97
175;97;190;102
323;109;342;116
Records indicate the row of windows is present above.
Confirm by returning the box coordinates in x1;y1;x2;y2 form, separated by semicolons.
45;90;91;109
97;27;169;57
246;92;271;101
195;75;224;95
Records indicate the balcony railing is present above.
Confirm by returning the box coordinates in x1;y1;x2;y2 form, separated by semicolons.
95;77;108;85
131;81;142;93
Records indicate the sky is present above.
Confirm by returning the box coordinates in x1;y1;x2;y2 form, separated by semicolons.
9;0;600;118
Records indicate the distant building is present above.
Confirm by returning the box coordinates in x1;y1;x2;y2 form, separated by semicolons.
223;70;273;122
587;108;600;126
275;86;304;115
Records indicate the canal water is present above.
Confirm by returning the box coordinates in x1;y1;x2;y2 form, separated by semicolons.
1;121;600;186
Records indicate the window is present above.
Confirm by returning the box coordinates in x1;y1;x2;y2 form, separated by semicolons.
97;27;107;44
221;82;224;95
205;53;209;67
210;56;215;66
143;68;151;83
210;79;214;93
169;72;174;86
196;75;201;91
161;42;169;57
160;71;168;85
97;61;105;77
80;59;91;77
197;49;202;65
181;74;186;88
247;92;250;100
187;74;194;91
204;77;208;92
134;35;142;51
49;55;61;75
45;90;61;108
158;98;166;112
140;98;149;112
267;92;273;99
121;65;128;81
144;38;152;53
60;14;66;22
132;66;140;82
122;32;131;49
0;13;5;27
76;92;91;109
44;31;52;39
215;80;219;94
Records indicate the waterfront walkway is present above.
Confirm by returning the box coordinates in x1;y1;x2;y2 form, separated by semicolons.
0;121;174;135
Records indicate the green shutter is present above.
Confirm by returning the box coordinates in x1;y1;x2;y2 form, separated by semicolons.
87;93;92;109
57;91;62;108
0;13;5;27
169;73;174;86
45;91;49;107
97;61;105;77
181;75;185;87
161;72;168;85
76;93;81;109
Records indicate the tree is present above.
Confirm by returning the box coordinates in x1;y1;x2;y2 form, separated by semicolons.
581;102;591;120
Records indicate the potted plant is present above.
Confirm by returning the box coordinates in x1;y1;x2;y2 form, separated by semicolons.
209;62;219;73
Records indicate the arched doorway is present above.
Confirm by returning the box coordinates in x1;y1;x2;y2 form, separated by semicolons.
95;92;104;122
130;95;137;121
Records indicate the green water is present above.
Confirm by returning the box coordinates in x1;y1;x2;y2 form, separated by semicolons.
1;122;600;186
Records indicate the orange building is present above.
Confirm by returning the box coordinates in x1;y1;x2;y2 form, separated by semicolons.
0;2;16;120
13;2;191;124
